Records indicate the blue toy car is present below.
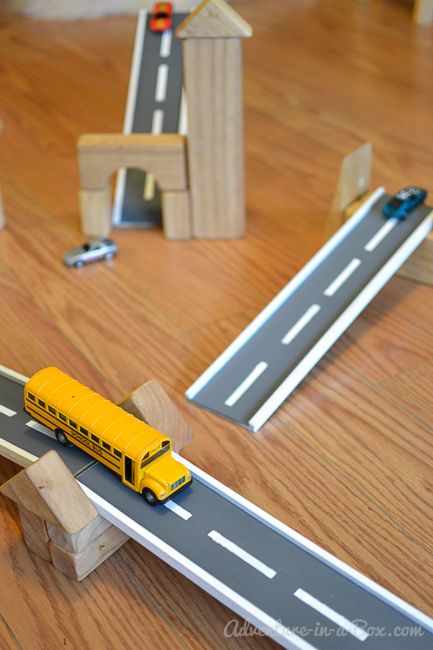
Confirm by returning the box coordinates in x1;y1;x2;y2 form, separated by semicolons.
382;186;427;220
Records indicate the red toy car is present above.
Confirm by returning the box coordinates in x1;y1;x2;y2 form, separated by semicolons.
150;2;173;32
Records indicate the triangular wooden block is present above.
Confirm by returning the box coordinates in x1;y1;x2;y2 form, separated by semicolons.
176;0;253;39
0;450;97;534
119;379;194;453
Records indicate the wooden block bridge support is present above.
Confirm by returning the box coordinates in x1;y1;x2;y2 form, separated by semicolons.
0;379;194;580
177;0;253;239
323;143;433;287
77;133;191;240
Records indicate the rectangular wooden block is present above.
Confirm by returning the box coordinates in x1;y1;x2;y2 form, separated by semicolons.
49;524;129;581
184;39;245;238
162;191;192;240
79;188;112;237
47;513;113;553
18;505;51;562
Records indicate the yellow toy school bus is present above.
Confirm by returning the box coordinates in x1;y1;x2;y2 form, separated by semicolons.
24;367;192;505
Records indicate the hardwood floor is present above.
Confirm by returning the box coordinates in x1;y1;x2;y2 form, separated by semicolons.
0;1;432;648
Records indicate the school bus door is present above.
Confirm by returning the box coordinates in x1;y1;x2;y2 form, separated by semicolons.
123;456;135;487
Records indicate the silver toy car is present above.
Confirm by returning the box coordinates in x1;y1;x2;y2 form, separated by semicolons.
63;238;118;268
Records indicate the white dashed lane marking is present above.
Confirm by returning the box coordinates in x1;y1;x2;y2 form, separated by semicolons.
0;405;17;417
164;500;192;520
281;304;321;345
208;530;277;579
323;258;361;297
224;362;268;407
294;588;369;641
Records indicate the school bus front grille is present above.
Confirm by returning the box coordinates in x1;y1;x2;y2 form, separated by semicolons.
171;476;186;491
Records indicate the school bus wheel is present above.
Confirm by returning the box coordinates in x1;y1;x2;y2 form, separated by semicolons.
143;489;158;506
55;428;69;445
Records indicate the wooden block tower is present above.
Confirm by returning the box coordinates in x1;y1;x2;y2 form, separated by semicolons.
176;0;253;238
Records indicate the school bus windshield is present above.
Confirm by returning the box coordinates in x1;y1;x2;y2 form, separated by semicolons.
141;441;170;468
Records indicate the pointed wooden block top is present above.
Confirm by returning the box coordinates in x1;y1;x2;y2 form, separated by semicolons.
176;0;253;39
119;379;194;453
0;450;97;534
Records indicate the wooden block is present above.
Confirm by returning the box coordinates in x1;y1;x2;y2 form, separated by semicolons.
183;38;245;238
18;505;51;561
162;190;192;240
176;0;253;39
324;142;372;243
78;134;187;192
79;187;112;237
47;513;113;553
0;450;97;534
343;189;376;220
413;0;433;24
49;524;129;581
120;379;194;453
397;232;433;285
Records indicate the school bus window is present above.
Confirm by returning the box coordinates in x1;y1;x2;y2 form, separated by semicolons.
48;406;56;415
80;427;88;435
113;449;121;458
59;413;66;422
28;393;35;401
38;399;46;408
162;440;170;448
102;441;110;451
141;445;169;468
70;420;77;429
91;434;99;444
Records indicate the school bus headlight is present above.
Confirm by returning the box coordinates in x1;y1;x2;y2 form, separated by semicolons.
160;490;167;497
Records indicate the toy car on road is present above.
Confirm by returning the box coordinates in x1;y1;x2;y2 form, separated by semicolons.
63;238;118;268
150;2;173;32
382;186;427;220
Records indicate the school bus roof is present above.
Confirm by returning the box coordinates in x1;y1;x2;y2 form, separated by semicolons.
25;367;167;462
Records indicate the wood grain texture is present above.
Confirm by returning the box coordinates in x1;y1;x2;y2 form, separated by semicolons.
1;451;97;533
18;504;51;561
183;38;246;238
120;378;195;452
78;133;187;191
79;187;112;236
49;524;130;581
324;142;372;241
0;1;432;647
162;190;192;240
47;513;113;553
0;190;4;229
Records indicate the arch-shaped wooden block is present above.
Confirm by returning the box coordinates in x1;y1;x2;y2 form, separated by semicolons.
77;133;191;238
78;134;188;191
